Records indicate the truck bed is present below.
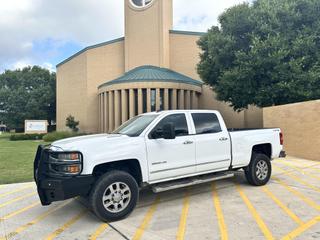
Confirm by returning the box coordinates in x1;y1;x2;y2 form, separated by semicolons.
228;128;282;168
228;128;273;132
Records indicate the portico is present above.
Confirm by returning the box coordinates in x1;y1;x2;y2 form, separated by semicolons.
98;66;202;132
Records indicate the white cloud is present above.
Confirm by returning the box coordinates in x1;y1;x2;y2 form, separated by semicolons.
42;62;55;72
0;0;251;73
173;0;251;32
13;60;32;70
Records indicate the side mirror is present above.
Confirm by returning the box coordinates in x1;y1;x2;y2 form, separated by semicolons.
162;123;176;139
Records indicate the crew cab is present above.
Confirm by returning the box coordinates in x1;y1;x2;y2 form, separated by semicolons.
34;110;285;222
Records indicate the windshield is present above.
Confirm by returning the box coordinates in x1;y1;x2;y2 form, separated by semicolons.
113;114;158;137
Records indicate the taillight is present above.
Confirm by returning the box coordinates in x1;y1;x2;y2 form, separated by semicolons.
279;132;284;145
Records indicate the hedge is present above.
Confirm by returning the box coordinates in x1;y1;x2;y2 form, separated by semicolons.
10;133;46;141
42;131;86;142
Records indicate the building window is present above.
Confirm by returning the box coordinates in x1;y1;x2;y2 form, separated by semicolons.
134;89;138;116
142;89;147;113
131;0;153;8
168;89;172;110
151;89;156;112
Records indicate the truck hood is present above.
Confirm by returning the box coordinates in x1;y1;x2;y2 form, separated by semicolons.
50;134;130;152
49;133;146;176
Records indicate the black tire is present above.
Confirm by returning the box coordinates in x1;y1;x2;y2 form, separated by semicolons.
89;170;139;222
244;153;271;186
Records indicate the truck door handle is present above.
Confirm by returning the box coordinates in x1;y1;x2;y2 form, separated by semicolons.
219;137;228;141
183;140;194;145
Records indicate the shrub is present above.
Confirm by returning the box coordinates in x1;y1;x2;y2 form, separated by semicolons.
42;131;85;142
66;115;79;132
0;133;10;139
10;133;45;141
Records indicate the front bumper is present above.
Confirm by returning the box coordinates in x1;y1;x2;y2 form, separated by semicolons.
34;145;95;205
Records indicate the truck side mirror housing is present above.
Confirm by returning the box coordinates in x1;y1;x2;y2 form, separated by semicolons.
162;123;175;139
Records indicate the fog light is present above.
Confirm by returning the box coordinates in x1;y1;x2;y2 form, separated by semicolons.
54;164;81;174
68;165;80;173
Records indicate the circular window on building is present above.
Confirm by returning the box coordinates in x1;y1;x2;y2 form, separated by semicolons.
130;0;153;8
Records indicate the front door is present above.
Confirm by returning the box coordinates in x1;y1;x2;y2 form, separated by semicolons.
191;112;231;173
146;113;196;182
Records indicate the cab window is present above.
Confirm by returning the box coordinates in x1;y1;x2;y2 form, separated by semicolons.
192;113;222;134
150;114;189;138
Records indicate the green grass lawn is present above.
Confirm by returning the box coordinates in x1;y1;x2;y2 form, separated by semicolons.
0;133;50;184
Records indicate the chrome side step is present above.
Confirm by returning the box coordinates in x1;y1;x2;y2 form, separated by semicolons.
152;172;234;193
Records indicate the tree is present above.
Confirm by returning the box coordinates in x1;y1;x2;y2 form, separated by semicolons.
197;0;320;111
66;115;79;132
0;66;56;129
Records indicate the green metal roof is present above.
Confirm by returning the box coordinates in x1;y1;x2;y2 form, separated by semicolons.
169;30;206;36
99;66;203;88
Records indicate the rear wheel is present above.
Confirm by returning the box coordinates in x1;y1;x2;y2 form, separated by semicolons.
245;153;271;186
89;170;139;222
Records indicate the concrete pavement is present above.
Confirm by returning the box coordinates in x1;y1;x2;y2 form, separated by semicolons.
0;157;319;240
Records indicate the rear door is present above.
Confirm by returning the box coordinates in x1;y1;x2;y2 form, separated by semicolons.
146;113;196;182
191;112;231;173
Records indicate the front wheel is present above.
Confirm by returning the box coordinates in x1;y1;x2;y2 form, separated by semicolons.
244;153;271;186
89;170;139;222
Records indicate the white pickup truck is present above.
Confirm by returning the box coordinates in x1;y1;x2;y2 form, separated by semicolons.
34;110;285;222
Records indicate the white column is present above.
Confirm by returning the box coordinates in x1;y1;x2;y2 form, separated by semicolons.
147;89;151;112
129;89;135;118
108;91;114;132
156;89;161;111
185;90;191;109
121;89;128;123
164;89;169;110
99;94;102;132
171;89;177;110
114;90;121;129
192;91;199;109
178;90;185;109
138;89;143;114
104;92;108;132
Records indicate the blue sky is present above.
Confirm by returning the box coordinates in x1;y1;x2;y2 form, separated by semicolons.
0;0;250;73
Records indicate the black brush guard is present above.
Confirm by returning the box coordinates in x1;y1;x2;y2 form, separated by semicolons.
34;145;95;206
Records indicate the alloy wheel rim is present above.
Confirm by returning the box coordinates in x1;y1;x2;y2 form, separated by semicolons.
102;182;131;213
256;160;268;180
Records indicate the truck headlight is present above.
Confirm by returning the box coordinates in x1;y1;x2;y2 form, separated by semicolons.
48;152;83;176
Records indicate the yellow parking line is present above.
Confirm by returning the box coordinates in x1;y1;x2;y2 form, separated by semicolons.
307;166;320;173
261;186;304;225
0;202;70;240
176;191;190;240
283;158;320;168
0;192;36;208
235;184;274;240
0;185;33;198
281;215;320;240
272;177;320;211
132;196;160;240
90;223;109;240
0;201;39;221
276;161;320;181
212;183;228;240
273;165;320;193
45;209;88;240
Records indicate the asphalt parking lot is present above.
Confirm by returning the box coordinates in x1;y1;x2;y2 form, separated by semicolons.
0;157;319;240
